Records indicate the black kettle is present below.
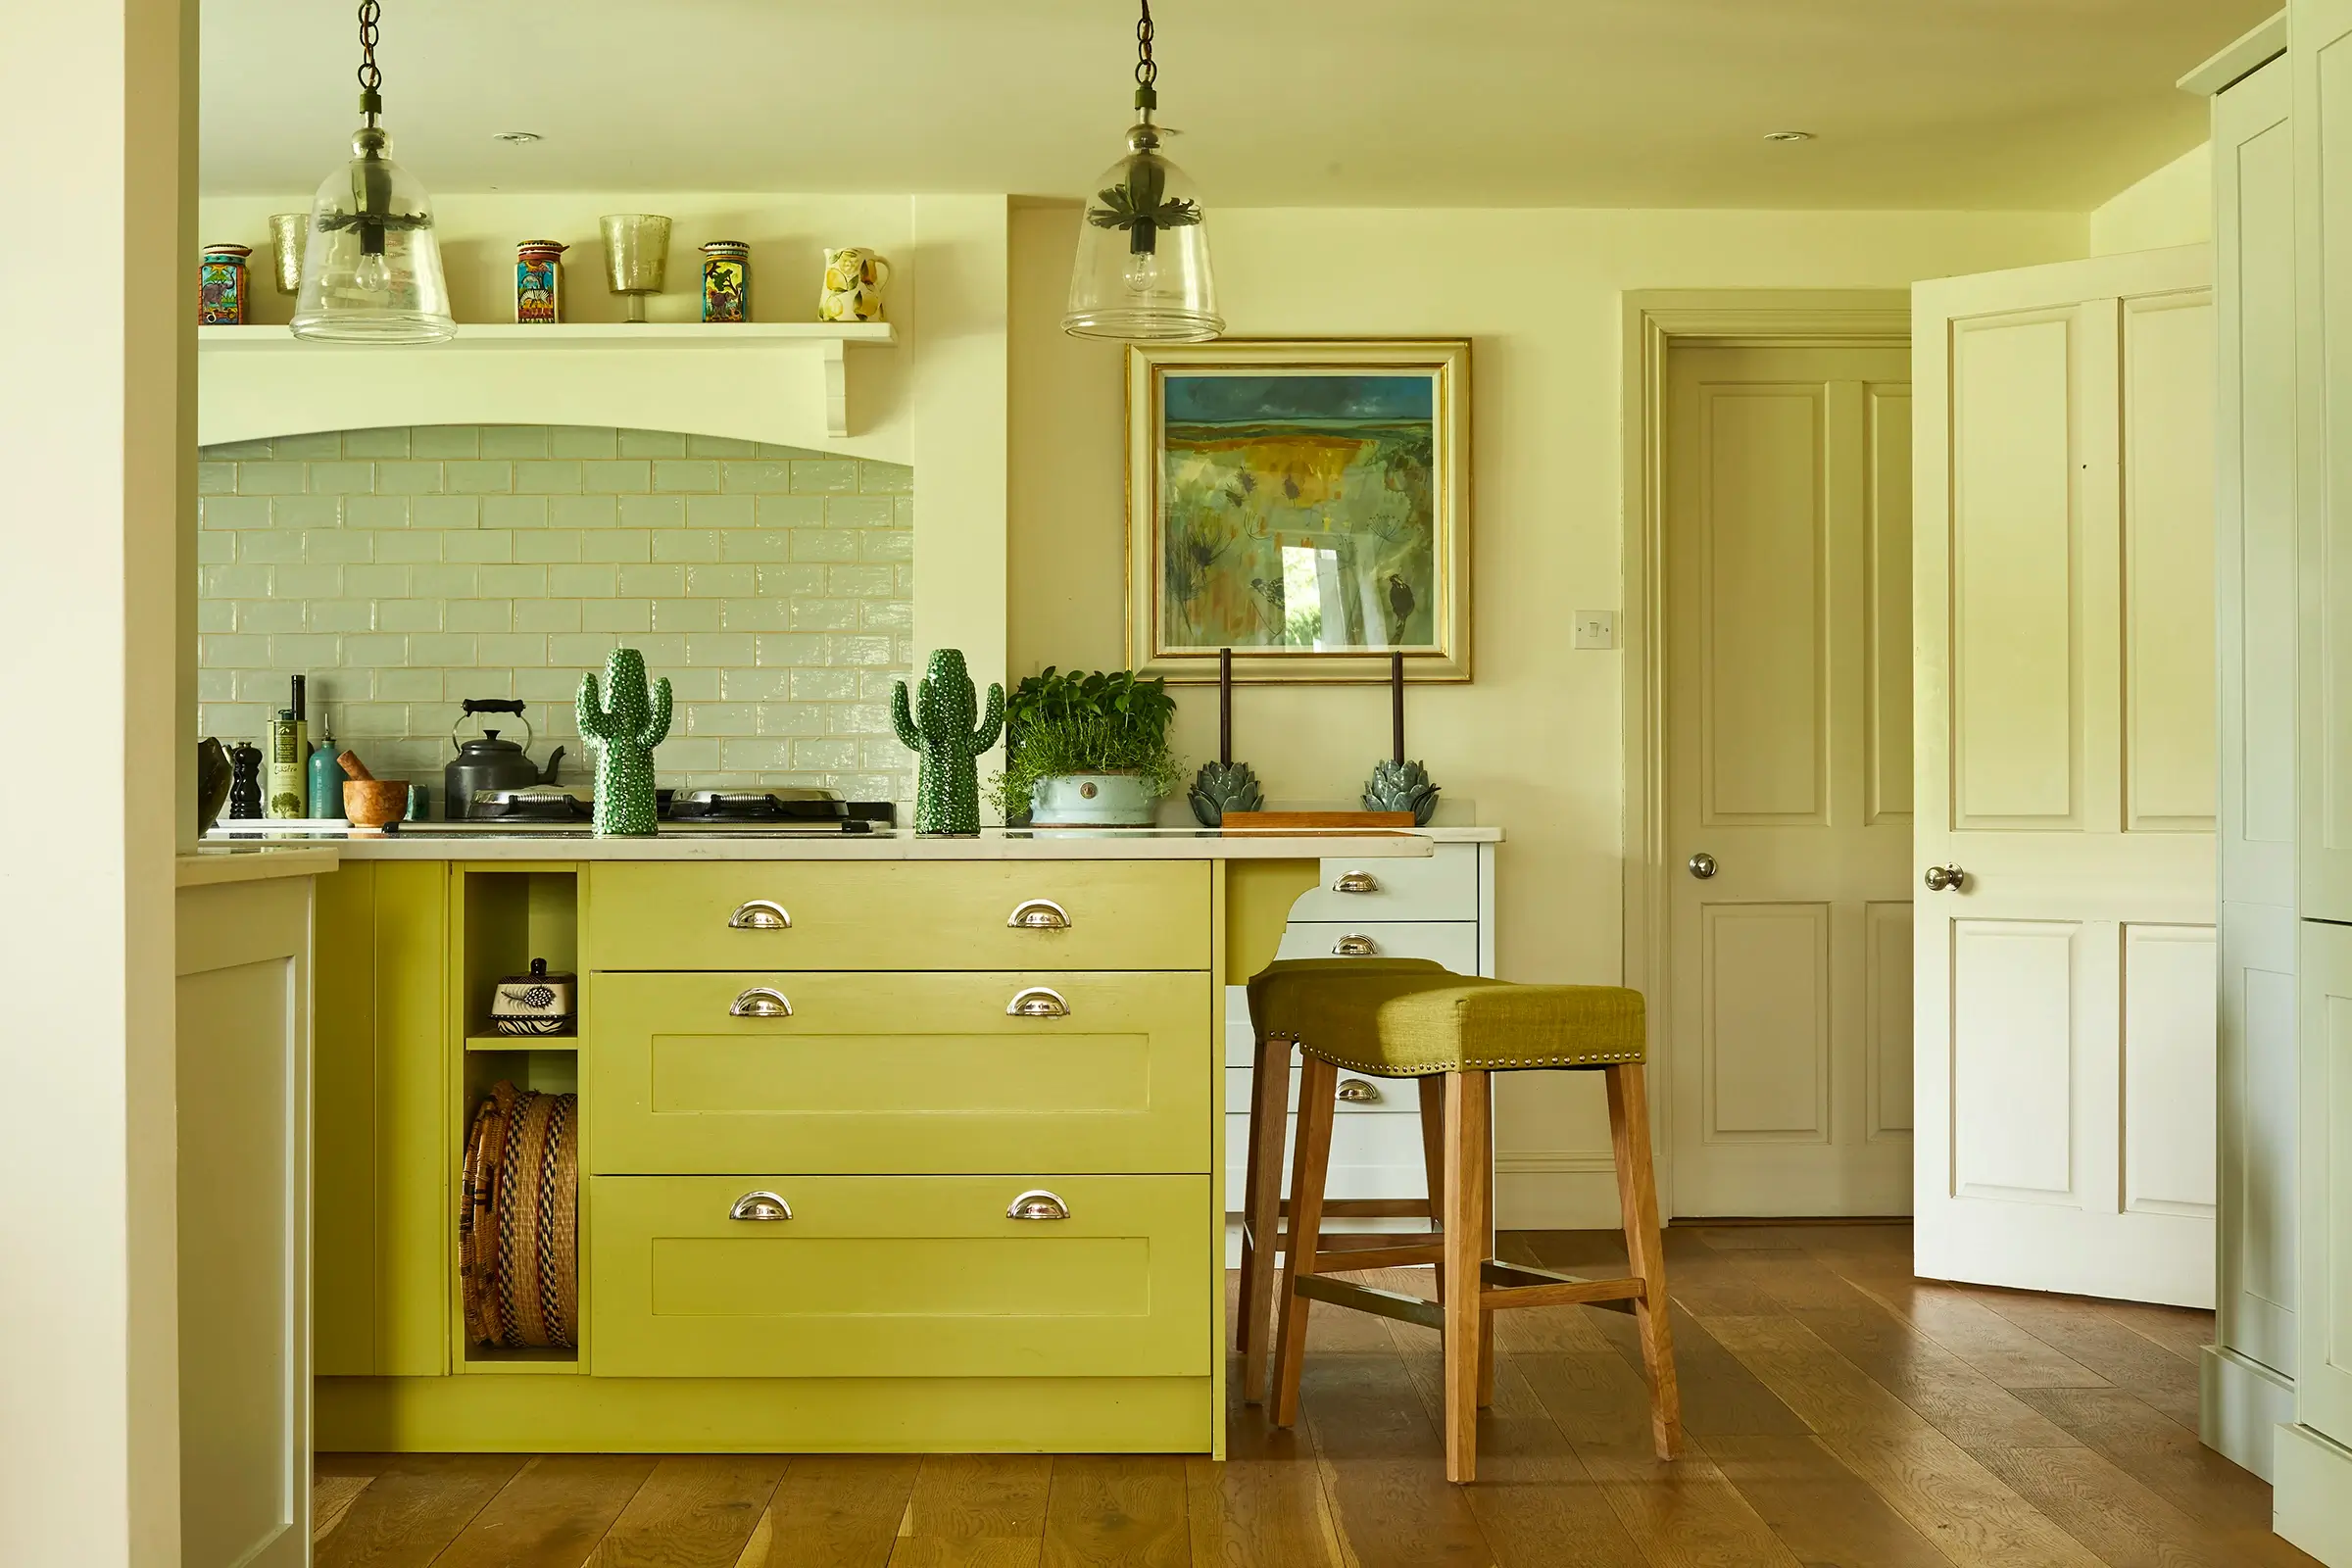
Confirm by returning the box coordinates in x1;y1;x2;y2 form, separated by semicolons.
446;699;565;819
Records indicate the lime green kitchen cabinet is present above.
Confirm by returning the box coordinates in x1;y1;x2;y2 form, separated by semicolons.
312;860;448;1376
588;969;1214;1175
313;854;1345;1455
589;1174;1209;1379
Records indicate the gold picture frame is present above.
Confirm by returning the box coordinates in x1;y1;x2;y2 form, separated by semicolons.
1125;338;1471;683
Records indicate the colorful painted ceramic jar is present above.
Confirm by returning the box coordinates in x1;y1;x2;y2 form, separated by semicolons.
515;239;566;324
198;243;252;325
701;240;751;322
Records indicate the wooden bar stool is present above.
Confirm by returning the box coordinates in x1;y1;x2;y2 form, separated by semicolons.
1234;960;1453;1408
1251;958;1681;1483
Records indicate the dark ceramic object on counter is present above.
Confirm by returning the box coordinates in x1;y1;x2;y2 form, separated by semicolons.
197;737;233;833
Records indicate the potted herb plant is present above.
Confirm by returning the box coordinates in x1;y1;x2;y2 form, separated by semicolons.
989;666;1182;827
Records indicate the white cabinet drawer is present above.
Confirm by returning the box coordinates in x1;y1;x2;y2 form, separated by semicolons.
1276;920;1480;971
1221;1110;1429;1208
1287;845;1479;923
1222;1065;1422;1116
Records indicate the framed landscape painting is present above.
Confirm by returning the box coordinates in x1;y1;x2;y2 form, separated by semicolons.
1126;339;1471;682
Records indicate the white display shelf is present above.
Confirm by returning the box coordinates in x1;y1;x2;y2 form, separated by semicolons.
197;321;898;443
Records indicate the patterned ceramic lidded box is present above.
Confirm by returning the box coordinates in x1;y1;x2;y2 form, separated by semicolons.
701;239;751;322
515;239;566;324
490;957;576;1036
198;243;251;325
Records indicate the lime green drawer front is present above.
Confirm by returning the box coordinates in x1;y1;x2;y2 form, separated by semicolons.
584;861;1209;971
589;1174;1211;1378
586;970;1212;1175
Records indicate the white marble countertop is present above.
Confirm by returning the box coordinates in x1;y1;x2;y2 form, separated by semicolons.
197;824;1500;861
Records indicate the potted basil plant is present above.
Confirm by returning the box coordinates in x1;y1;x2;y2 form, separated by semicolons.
989;666;1182;827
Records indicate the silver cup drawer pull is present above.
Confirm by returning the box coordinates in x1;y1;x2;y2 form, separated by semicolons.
1333;933;1380;956
730;1191;792;1221
728;900;792;930
1337;1077;1382;1103
1005;1189;1071;1222
1332;870;1381;895
1005;986;1071;1018
1006;898;1072;930
729;987;793;1019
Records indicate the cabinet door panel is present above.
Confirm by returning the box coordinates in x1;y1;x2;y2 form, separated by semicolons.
590;1174;1209;1378
588;970;1212;1175
586;861;1209;971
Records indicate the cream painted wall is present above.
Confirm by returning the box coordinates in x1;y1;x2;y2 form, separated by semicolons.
1009;202;2087;1216
2091;142;2215;254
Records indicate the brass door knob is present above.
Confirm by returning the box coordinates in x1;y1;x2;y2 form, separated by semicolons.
1688;853;1718;879
1924;864;1968;893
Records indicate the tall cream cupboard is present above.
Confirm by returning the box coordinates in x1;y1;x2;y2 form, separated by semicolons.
2214;4;2352;1559
2209;47;2301;1485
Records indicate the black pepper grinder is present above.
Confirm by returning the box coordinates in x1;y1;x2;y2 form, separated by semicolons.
227;741;265;820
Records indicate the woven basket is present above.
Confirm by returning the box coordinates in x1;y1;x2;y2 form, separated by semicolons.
460;1082;578;1349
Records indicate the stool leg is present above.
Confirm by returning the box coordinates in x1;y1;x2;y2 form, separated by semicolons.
1417;1075;1446;1310
1476;1074;1495;1409
1271;1054;1339;1429
1443;1070;1491;1484
1239;1031;1293;1404
1605;1062;1683;1460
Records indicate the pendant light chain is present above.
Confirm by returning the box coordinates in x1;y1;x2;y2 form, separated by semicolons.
1133;0;1158;111
357;0;384;120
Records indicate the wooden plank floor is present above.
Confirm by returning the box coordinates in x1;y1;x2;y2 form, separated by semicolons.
314;1222;2313;1568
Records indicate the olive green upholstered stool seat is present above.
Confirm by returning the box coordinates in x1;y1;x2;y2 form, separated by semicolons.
1246;957;1682;1484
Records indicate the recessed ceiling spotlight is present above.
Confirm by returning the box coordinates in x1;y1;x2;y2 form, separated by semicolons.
1764;130;1817;144
494;130;543;145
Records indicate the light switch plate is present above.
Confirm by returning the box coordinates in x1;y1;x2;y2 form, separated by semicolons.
1573;611;1617;651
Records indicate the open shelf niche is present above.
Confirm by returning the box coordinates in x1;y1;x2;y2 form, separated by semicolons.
451;864;584;1372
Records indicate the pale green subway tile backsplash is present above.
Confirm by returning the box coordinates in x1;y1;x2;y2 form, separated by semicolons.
196;424;913;804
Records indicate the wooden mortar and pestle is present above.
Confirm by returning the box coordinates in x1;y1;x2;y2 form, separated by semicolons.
339;752;409;827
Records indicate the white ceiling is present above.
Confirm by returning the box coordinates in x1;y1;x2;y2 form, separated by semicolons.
200;1;2271;209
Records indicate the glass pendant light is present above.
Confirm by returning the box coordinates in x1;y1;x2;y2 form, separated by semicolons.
1063;0;1222;341
290;1;456;343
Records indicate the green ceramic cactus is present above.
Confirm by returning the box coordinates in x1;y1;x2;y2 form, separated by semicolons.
892;648;1004;835
577;647;672;837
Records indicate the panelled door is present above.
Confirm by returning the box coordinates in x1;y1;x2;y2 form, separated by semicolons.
1913;248;2217;1307
1665;342;1916;1216
2295;0;2352;1446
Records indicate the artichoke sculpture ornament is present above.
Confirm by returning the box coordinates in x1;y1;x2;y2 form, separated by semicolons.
1362;758;1441;826
1188;760;1264;826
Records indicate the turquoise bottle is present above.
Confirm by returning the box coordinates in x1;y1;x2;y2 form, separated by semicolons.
308;710;345;820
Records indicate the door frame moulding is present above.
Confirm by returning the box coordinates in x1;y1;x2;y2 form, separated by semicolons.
1618;288;1912;1220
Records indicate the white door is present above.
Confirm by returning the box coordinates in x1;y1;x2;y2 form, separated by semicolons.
1665;343;1916;1216
1913;247;2218;1306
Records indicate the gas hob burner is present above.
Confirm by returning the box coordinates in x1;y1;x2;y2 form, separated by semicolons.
664;788;853;824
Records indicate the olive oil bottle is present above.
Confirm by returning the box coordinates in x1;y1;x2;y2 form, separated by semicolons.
266;674;310;819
